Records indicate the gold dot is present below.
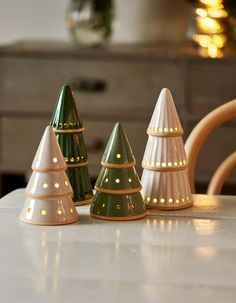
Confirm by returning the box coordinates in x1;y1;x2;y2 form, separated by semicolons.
179;161;182;166
105;178;109;183
170;128;173;132
70;157;75;162
176;199;180;204
42;183;48;188
54;183;59;188
65;181;68;186
116;204;121;210
151;161;155;165
115;179;120;183
160;198;165;203
186;197;189;201
168;198;173;203
70;208;74;213
116;154;121;159
64;157;68;162
27;207;32;213
102;203;105;208
53;157;58;163
64;123;67;126
69;122;73;126
57;208;62;215
161;162;166;167
153;198;158;203
164;127;168;132
81;156;84;159
182;198;185;202
158;127;163;132
146;197;151;202
168;162;172;167
128;178;132;183
132;204;135;209
175;127;178;131
77;157;80;161
183;160;186;165
174;162;178;166
156;162;160;166
59;123;63;127
40;209;46;216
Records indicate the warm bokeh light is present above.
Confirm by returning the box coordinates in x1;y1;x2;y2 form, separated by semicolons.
193;0;228;58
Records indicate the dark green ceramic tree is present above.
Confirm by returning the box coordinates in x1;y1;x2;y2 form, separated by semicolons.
50;85;93;206
90;122;146;221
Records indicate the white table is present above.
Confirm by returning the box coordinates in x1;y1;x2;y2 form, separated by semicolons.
0;189;236;303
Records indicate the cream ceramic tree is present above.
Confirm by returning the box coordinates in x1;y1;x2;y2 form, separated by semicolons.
19;126;79;225
141;88;192;210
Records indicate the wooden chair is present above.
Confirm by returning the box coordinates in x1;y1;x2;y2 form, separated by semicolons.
185;99;236;194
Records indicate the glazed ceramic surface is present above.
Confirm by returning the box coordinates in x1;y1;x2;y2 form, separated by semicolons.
20;126;78;225
92;123;146;220
1;189;236;302
141;88;192;210
51;86;93;205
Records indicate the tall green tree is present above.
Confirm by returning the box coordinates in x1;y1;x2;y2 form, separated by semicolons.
90;122;146;221
50;85;93;206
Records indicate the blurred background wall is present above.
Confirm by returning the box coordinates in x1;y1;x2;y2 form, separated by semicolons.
0;0;69;44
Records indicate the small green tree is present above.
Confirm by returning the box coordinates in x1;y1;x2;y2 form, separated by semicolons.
50;85;93;206
90;122;146;221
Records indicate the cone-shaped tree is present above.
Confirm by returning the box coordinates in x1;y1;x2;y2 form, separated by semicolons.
141;88;192;210
19;126;79;225
50;85;93;206
90;122;146;221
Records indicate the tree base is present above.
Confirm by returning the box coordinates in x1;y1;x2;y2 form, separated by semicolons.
74;197;93;206
19;216;79;226
146;202;193;211
91;211;147;221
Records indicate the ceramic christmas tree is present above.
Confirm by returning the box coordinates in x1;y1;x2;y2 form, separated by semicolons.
141;88;192;210
90;122;146;221
50;85;93;206
19;126;79;225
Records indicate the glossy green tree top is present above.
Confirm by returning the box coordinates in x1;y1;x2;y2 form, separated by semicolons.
50;85;83;130
102;122;135;165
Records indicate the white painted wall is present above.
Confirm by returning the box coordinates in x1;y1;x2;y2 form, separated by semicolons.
0;0;69;45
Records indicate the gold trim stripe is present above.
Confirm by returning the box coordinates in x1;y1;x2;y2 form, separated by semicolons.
31;166;66;172
74;197;93;206
26;192;73;199
147;129;183;137
95;186;142;194
53;127;85;133
101;161;136;169
67;161;89;168
142;163;188;172
91;212;147;221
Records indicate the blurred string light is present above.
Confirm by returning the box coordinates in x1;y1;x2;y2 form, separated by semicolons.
193;0;228;58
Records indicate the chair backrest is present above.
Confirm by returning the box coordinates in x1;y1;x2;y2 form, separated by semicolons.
185;99;236;194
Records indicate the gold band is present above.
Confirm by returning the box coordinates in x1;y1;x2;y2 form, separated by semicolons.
53;127;85;133
74;197;93;206
147;129;183;137
142;163;188;172
31;166;66;172
67;161;89;168
26;192;73;199
101;161;136;169
95;186;142;194
91;212;147;221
